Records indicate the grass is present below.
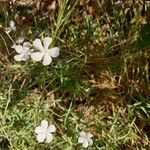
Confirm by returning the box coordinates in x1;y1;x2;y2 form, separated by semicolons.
0;0;150;149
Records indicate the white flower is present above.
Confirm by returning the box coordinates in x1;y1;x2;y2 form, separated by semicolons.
5;20;16;33
31;37;60;66
12;42;32;61
35;120;56;143
78;131;93;148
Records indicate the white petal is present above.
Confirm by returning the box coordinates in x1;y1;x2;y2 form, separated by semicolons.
78;137;85;144
15;45;23;53
23;42;32;48
46;133;53;143
48;47;59;58
14;53;30;61
35;126;45;134
87;133;93;138
82;141;89;148
26;50;32;56
11;26;16;31
14;54;23;61
43;37;52;49
23;42;31;47
37;133;46;143
42;54;52;66
79;131;87;137
47;125;56;133
33;39;44;51
10;20;15;28
31;52;43;61
88;138;93;146
22;53;30;61
41;120;48;129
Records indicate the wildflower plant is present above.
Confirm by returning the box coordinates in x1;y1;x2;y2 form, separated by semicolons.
31;37;60;66
35;120;56;143
12;36;60;66
78;131;93;148
12;42;32;61
1;0;149;150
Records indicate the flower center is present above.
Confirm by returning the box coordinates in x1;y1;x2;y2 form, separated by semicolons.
43;48;49;53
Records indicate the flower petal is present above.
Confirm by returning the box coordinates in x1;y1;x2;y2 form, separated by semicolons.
41;120;48;129
78;137;85;144
48;47;59;58
10;20;16;31
10;20;15;28
11;26;16;31
42;54;52;66
82;141;89;148
37;133;46;143
79;131;87;138
46;133;53;143
35;126;45;134
15;45;23;53
14;54;23;61
47;125;56;133
33;39;44;51
26;50;33;56
22;54;30;61
88;138;93;146
31;52;43;61
23;42;31;47
87;133;93;138
43;37;52;49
